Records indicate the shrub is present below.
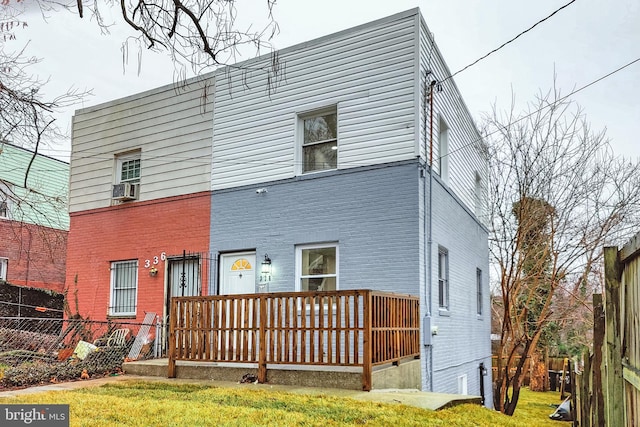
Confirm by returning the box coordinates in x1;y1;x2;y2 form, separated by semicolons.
0;358;123;388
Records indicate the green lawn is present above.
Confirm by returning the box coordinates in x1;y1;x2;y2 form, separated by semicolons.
1;381;570;426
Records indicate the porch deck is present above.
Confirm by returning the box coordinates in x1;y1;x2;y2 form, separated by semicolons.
167;290;422;391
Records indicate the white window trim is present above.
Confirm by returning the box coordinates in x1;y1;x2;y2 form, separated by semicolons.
438;247;449;312
115;151;141;184
0;257;8;281
0;181;12;219
438;116;449;184
296;106;338;176
295;242;339;292
109;260;138;316
0;200;8;219
474;171;483;219
476;267;483;317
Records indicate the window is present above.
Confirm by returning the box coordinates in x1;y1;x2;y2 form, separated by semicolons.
438;117;449;184
116;151;141;184
474;172;483;218
109;260;138;316
476;268;483;315
438;247;449;310
297;244;338;292
0;258;7;281
0;181;11;219
301;108;337;173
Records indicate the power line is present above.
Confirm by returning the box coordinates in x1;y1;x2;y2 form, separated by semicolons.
446;56;640;159
443;0;577;83
9;51;637;172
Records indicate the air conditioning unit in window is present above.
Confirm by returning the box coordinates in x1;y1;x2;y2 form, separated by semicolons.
112;183;138;201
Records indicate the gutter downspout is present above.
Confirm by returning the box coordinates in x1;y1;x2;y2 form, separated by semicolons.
427;78;436;392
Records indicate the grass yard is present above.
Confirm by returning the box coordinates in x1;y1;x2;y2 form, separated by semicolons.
1;381;570;426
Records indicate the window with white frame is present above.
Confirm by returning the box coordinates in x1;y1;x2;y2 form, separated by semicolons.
0;181;12;219
438;247;449;310
301;108;337;173
474;171;483;218
297;244;338;292
0;258;7;281
438;117;449;184
116;151;141;184
476;268;483;315
109;260;138;316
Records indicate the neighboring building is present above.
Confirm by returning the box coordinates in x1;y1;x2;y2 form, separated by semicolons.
66;78;214;321
66;8;491;404
0;142;69;292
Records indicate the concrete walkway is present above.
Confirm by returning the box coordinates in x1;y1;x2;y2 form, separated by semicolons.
0;374;481;411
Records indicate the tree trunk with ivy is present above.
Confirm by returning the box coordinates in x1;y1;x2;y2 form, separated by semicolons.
486;85;640;415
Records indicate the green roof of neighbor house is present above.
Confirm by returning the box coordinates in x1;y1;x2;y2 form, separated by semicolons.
0;142;69;230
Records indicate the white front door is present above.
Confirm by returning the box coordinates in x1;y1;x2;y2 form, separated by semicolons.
219;252;256;295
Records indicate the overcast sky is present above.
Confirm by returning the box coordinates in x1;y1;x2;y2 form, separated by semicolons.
10;0;640;161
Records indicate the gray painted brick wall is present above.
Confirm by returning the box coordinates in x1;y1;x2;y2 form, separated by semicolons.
427;173;492;405
210;160;492;405
211;160;421;296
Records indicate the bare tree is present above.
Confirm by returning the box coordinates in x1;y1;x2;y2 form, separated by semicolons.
2;1;281;150
486;87;640;415
1;5;85;151
37;1;281;79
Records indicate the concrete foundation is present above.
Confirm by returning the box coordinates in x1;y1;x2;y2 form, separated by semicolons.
124;358;422;391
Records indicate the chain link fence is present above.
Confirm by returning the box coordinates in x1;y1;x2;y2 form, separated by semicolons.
0;316;163;388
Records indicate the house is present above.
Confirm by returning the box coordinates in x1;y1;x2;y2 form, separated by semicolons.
0;142;69;293
65;78;214;319
66;8;491;403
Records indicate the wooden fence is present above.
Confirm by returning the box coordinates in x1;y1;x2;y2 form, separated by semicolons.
167;290;420;390
575;232;640;427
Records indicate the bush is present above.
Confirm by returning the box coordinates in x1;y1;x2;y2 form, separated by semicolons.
0;357;123;388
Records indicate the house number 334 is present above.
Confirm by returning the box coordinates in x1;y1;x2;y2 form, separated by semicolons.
144;252;166;268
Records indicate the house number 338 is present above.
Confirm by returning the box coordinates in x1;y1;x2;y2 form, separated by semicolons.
144;252;166;268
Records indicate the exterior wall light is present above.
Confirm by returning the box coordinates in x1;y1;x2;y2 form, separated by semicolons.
259;254;272;292
261;254;272;276
149;267;158;277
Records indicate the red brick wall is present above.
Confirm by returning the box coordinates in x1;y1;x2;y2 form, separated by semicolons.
0;220;67;292
65;192;211;322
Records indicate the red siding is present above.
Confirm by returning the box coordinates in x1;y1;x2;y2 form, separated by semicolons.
64;192;211;322
0;220;67;293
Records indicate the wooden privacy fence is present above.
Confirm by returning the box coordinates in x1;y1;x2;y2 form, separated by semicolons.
167;290;420;390
575;233;640;427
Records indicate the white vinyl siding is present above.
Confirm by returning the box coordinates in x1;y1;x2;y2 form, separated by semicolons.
212;11;418;190
418;17;488;220
69;75;214;212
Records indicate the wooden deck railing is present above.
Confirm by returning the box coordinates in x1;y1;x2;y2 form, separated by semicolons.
167;290;420;390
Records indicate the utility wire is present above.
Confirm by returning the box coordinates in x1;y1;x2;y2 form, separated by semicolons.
443;0;577;83
16;50;638;172
446;56;640;158
9;50;637;172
